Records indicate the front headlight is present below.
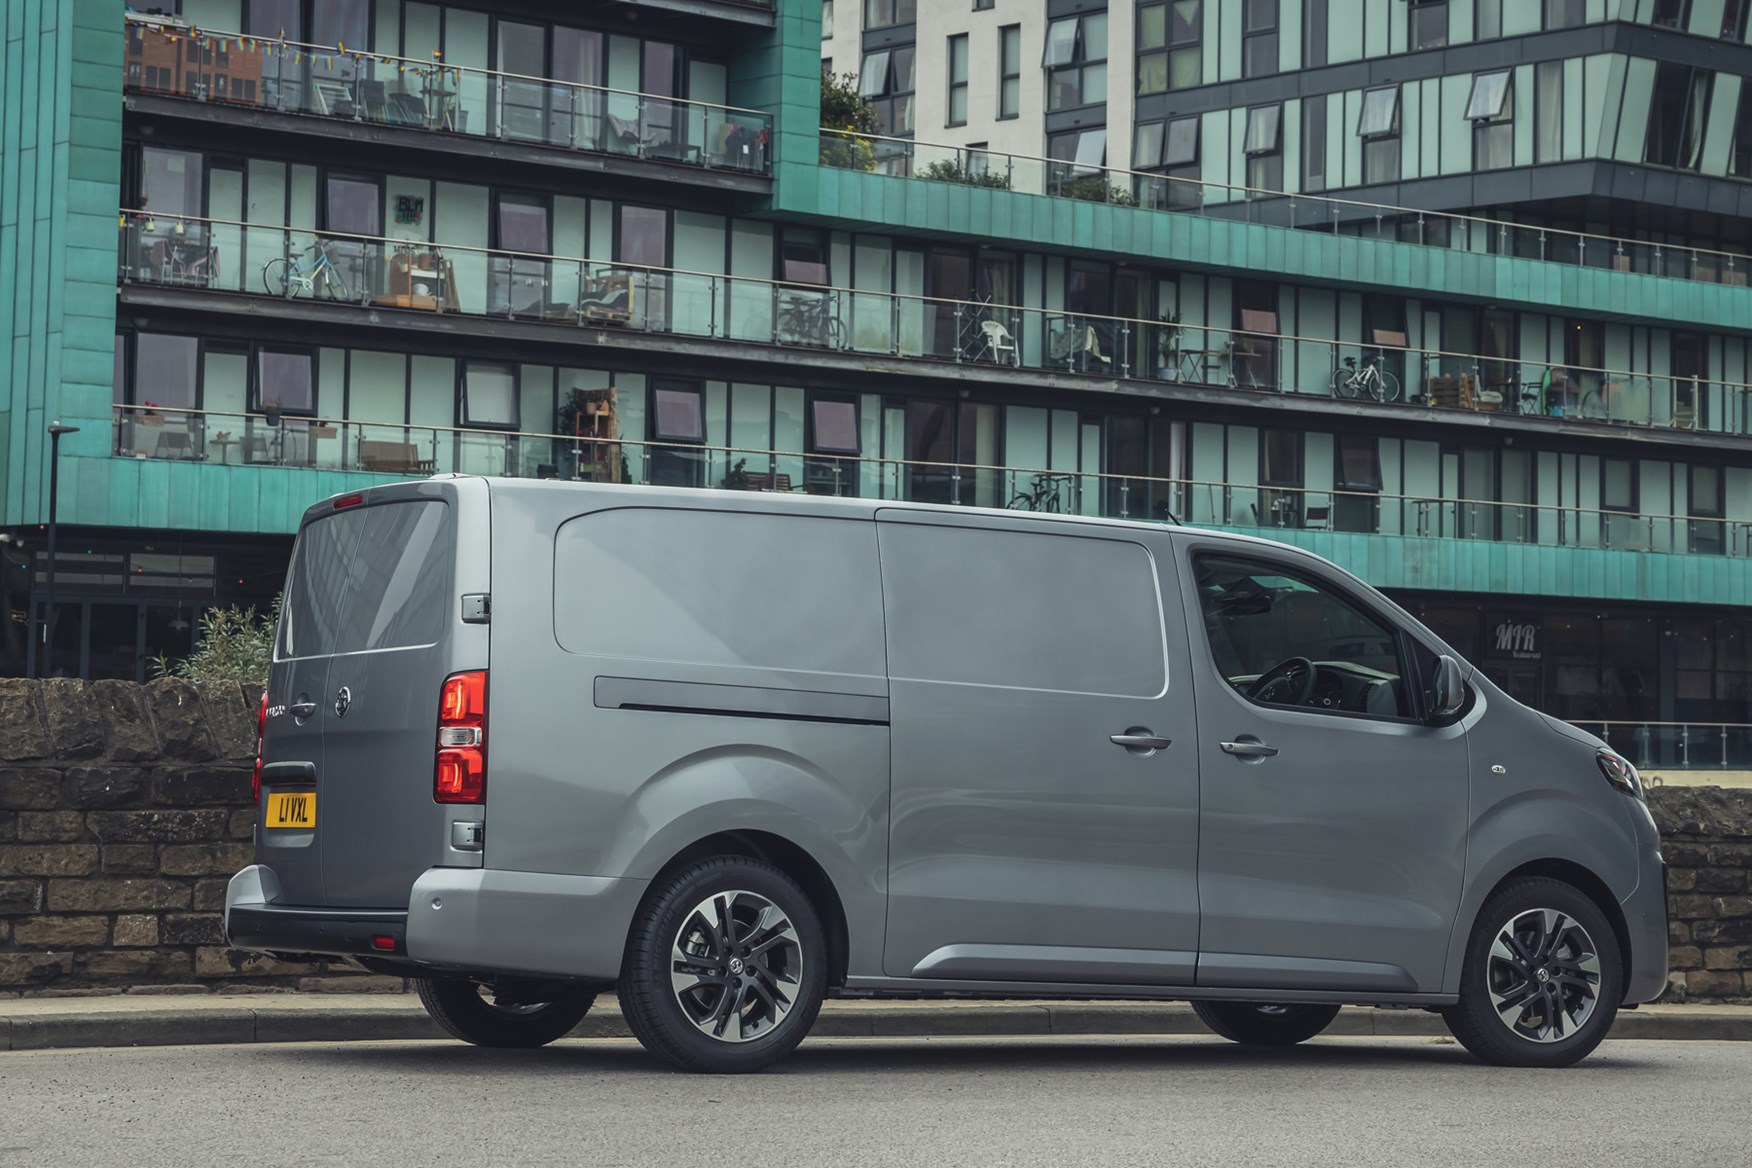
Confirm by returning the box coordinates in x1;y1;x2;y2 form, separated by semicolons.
1597;748;1644;801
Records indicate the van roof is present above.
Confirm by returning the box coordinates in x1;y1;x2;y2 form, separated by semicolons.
326;475;1306;556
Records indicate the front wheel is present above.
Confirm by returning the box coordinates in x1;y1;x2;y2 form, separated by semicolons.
618;856;827;1073
415;977;595;1048
262;258;291;298
1192;1000;1341;1045
1440;876;1621;1068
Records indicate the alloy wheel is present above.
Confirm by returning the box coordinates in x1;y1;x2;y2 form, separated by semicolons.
669;890;804;1044
1486;907;1602;1044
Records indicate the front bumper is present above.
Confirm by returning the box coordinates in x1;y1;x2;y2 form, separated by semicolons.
1619;795;1671;1005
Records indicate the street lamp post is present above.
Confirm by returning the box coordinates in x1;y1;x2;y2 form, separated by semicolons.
42;421;80;678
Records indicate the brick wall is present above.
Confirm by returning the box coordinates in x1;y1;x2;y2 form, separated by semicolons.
2;678;1750;998
0;678;395;995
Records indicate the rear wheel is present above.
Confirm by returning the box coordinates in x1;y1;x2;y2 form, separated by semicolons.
1192;1000;1341;1045
618;856;826;1074
1441;877;1621;1068
415;977;595;1048
1331;368;1358;398
1376;370;1402;403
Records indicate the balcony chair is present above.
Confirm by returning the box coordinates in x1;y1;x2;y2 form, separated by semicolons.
979;320;1020;366
385;91;425;127
577;274;635;324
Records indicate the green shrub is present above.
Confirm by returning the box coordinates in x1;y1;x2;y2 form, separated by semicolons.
154;598;279;686
918;159;1012;189
1057;174;1139;206
819;69;879;171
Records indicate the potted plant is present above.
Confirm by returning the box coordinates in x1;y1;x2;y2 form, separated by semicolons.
140;399;164;425
721;457;751;491
1157;313;1183;380
261;400;283;427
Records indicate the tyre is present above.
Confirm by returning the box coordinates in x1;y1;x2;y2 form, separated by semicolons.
415;977;595;1048
618;856;827;1074
1377;370;1402;403
1331;368;1359;398
262;258;291;298
1440;876;1621;1068
1192;1000;1341;1045
320;270;352;302
823;317;845;350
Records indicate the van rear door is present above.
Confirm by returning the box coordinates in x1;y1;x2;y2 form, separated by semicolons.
264;485;484;910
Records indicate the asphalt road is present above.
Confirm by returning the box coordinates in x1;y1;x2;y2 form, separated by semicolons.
1;1034;1743;1167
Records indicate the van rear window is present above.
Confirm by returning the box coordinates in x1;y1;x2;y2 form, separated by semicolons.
552;508;884;677
280;500;452;659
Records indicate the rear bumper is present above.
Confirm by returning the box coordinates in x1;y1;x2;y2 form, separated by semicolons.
225;864;648;981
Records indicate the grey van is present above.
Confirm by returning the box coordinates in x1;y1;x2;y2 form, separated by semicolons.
226;478;1667;1073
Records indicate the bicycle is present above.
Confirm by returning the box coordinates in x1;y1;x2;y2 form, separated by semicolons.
1007;472;1074;513
263;238;357;301
1329;353;1402;402
776;290;844;348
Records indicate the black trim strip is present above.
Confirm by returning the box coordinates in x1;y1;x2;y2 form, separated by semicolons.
594;676;889;726
617;702;889;728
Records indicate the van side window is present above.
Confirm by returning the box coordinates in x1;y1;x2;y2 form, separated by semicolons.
553;509;885;678
880;524;1166;697
1193;555;1410;718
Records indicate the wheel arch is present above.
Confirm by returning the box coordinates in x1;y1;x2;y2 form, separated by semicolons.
1487;858;1632;993
647;830;853;989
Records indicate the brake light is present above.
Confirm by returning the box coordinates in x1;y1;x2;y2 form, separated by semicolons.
435;671;487;804
333;493;365;510
252;691;267;804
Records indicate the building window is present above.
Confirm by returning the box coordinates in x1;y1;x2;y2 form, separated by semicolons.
1468;70;1514;171
1306;0;1327;66
1135;116;1200;208
1652;0;1690;28
1333;435;1382;532
1044;12;1107;112
140;147;203;218
947;34;969;126
860;46;916;134
1242;0;1277;79
863;0;915;30
649;382;706;487
974;0;994;9
999;25;1021;118
965;142;991;177
1358;85;1401;185
131;333;201;411
1647;64;1713;171
1410;0;1448;48
1138;1;1200;94
256;349;315;415
1304;96;1327;192
460;363;517;429
1725;0;1750;38
1732;83;1752;176
809;396;861;455
822;0;833;38
1690;465;1725;554
1544;0;1584;27
1536;60;1563;163
1601;459;1636;514
1049;128;1109;194
1244;104;1283;192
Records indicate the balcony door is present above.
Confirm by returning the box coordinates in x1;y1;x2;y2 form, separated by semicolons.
496;20;549;142
491;194;551;316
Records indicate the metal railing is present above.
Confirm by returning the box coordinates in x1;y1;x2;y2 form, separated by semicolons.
107;403;1752;560
116;211;1752;439
123;16;772;176
1570;722;1752;771
822;129;1752;289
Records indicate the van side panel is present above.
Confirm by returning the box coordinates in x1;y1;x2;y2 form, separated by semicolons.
477;488;891;981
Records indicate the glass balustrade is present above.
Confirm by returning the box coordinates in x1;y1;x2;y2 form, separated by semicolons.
108;401;1752;563
123;18;772;176
818;131;1752;291
1569;723;1752;771
117;212;1752;441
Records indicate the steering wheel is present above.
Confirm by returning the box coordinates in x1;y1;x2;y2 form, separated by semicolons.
1247;656;1317;706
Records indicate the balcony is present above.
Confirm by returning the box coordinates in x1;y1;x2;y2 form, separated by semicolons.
822;131;1752;288
117;212;1752;442
122;16;773;179
108;402;1752;561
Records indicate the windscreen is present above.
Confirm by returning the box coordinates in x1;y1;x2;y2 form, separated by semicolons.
279;500;452;659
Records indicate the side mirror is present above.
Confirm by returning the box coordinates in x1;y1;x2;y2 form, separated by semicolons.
1429;654;1465;721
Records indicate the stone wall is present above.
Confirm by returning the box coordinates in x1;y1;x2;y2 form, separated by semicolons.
1650;785;1752;1001
0;678;395;995
2;678;1750;999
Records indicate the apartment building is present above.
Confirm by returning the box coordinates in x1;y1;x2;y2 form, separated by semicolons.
1;0;1747;769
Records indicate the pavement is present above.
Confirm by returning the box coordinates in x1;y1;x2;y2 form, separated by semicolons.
0;991;1749;1051
4;1035;1750;1166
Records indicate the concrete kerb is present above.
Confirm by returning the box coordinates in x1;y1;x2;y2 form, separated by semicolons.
2;997;1750;1052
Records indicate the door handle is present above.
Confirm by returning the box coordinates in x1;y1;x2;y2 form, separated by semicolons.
289;700;319;719
1220;739;1280;759
1110;732;1172;751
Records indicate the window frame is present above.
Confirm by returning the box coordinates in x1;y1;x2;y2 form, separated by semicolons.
947;33;969;126
1190;550;1424;725
1600;457;1639;514
1244;103;1284;191
1409;0;1449;50
254;346;317;416
458;361;519;431
1468;70;1515;171
1241;0;1278;79
999;24;1022;119
807;394;862;455
1045;11;1108;112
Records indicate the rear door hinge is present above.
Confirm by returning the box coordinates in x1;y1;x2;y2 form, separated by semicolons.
461;593;491;624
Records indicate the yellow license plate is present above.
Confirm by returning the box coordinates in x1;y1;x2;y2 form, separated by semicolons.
265;791;316;829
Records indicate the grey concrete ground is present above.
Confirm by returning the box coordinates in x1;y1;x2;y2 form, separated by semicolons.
0;1035;1746;1167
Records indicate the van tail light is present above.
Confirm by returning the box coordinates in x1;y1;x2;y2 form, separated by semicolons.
252;691;268;804
435;671;487;804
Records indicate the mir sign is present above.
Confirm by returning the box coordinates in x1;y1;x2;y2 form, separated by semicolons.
1493;620;1540;660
